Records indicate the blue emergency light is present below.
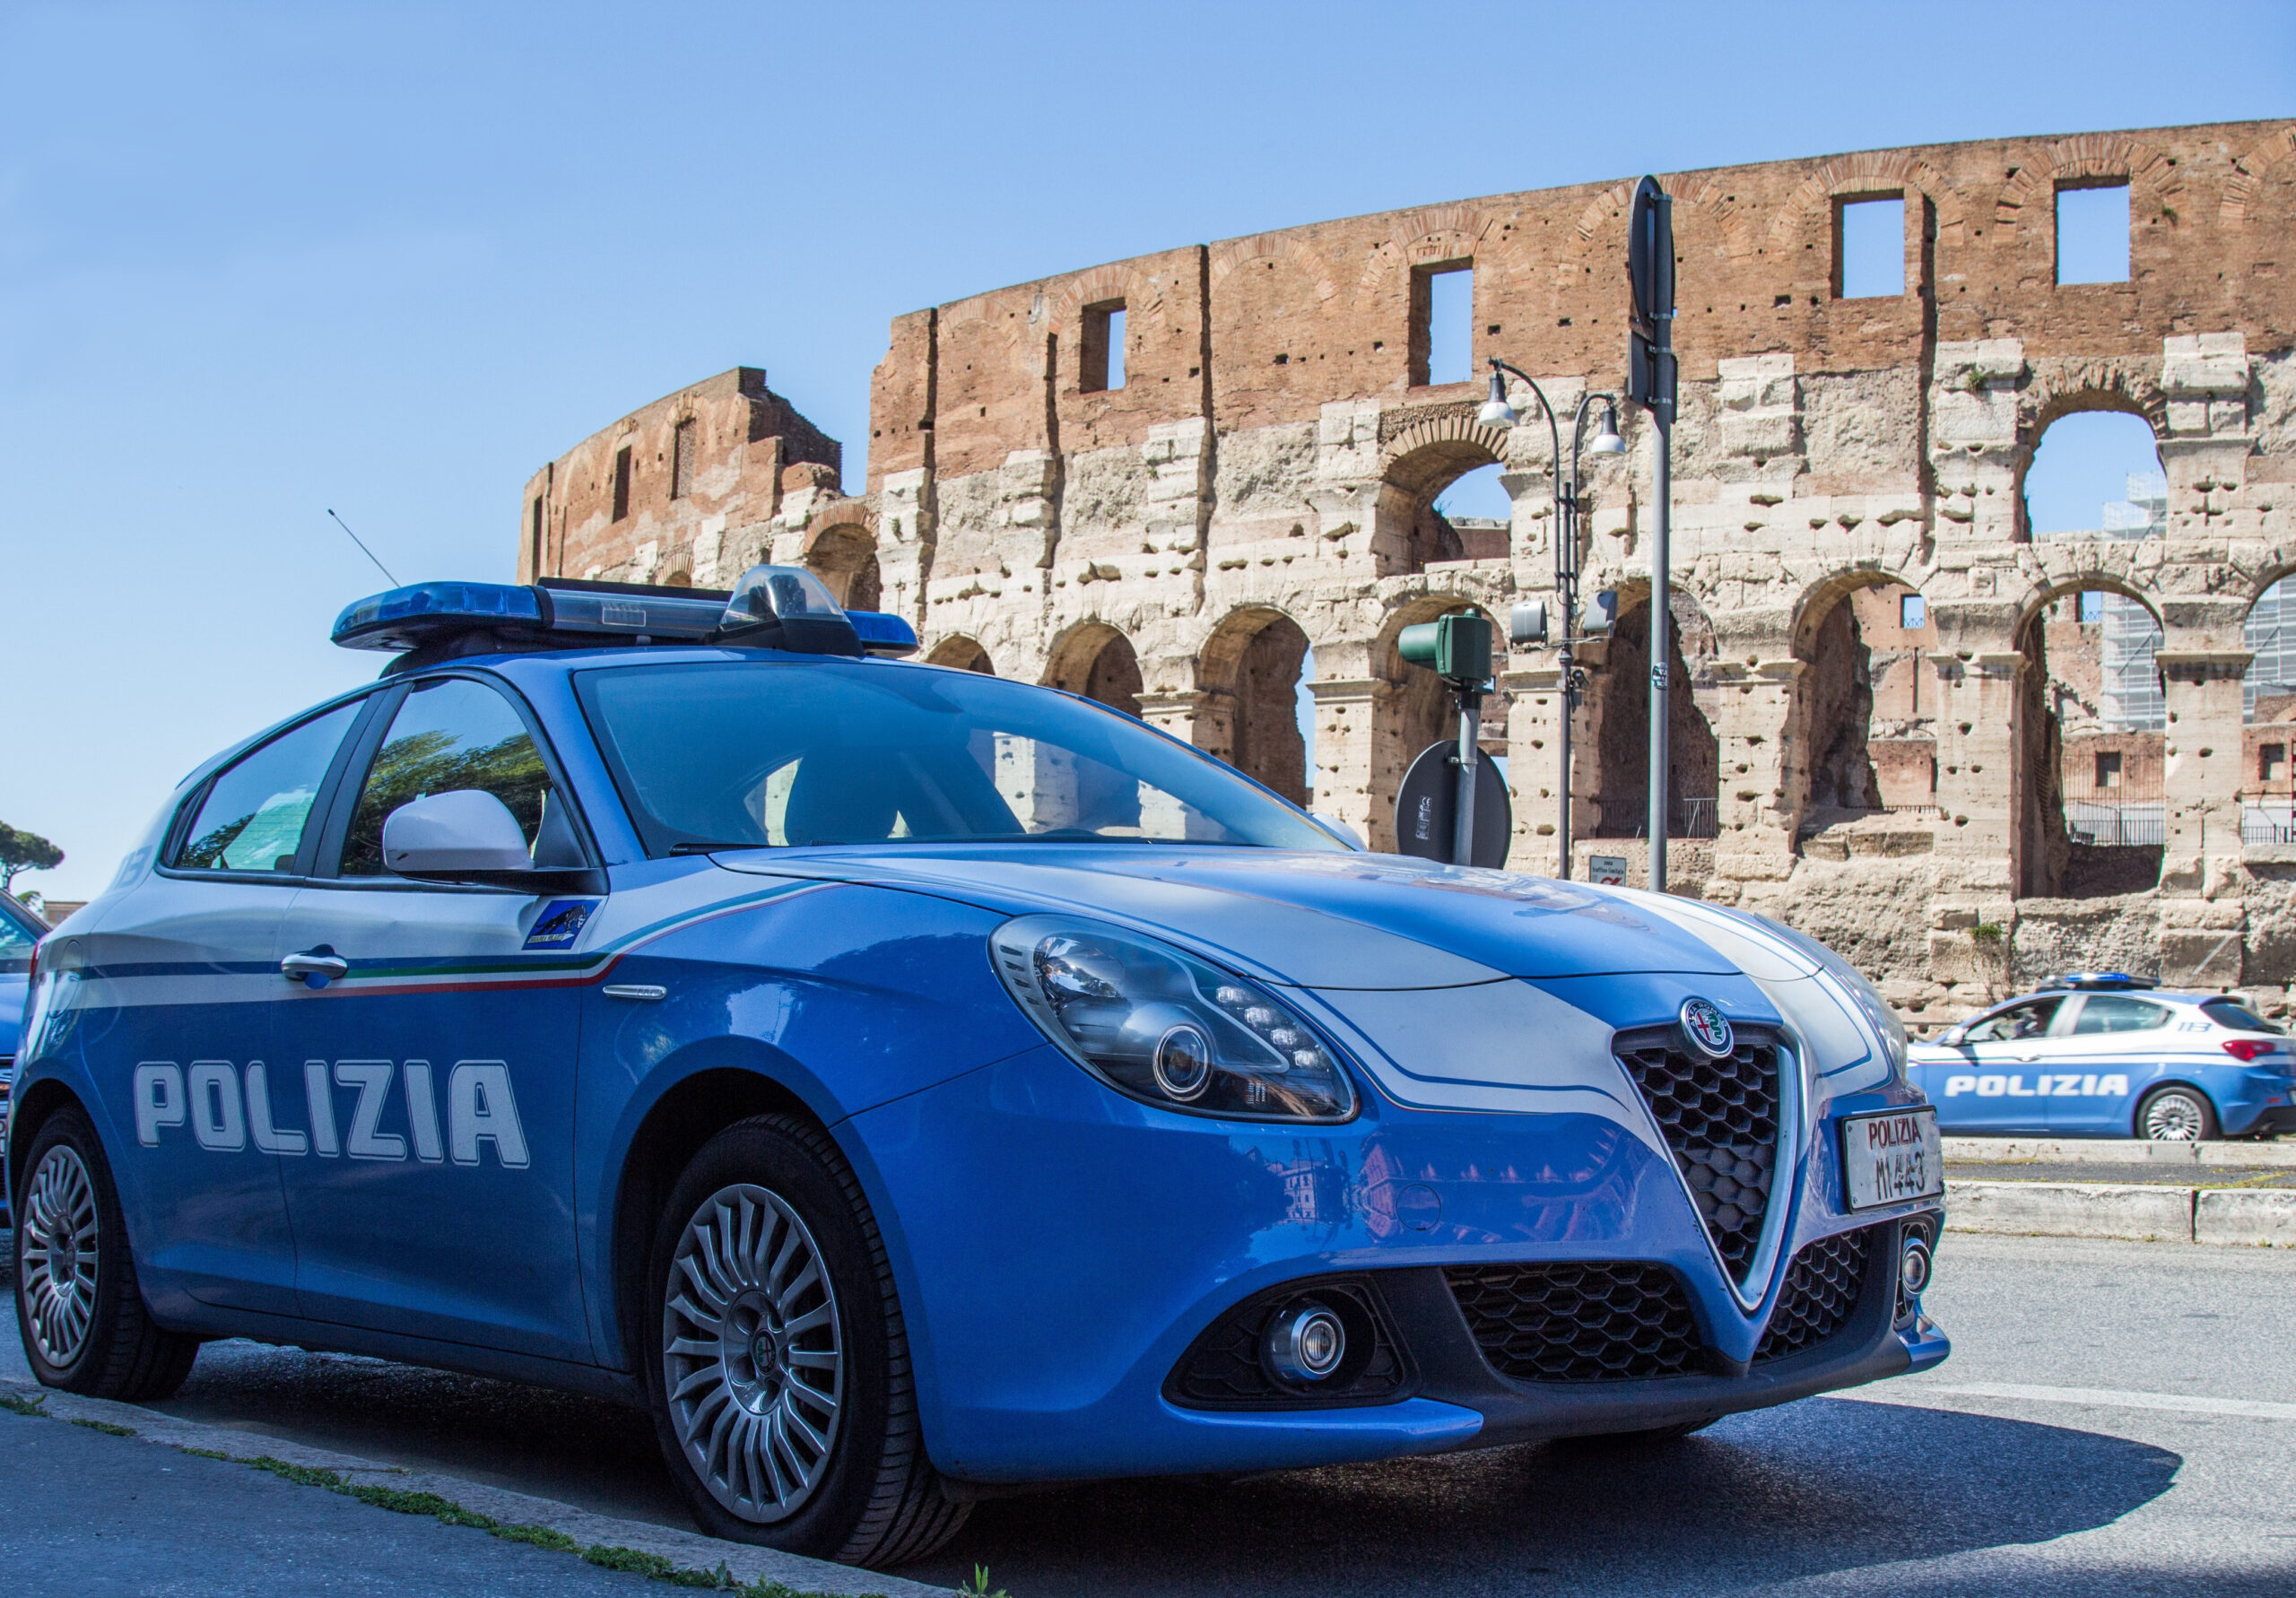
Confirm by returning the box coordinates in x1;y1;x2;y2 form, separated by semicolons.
332;566;920;660
2037;971;2160;992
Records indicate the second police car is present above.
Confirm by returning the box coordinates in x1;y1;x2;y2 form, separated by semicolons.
12;568;1948;1568
1909;973;2296;1140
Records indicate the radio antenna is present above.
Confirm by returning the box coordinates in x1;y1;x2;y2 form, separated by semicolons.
326;508;400;586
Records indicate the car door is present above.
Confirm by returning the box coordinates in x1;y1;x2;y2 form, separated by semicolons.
1952;995;2067;1133
74;699;370;1315
2054;993;2176;1133
271;673;596;1361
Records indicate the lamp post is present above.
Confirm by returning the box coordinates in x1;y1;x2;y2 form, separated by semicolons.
1476;360;1624;879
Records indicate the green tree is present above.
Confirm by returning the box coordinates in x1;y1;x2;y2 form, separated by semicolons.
0;823;63;893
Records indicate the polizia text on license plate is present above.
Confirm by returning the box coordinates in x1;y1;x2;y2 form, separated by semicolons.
1842;1107;1943;1211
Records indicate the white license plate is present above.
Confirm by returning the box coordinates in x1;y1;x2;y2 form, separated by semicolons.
1842;1107;1943;1211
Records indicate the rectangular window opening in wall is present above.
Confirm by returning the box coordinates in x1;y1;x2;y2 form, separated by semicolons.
1082;300;1126;393
672;419;698;499
612;446;632;522
2264;743;2287;785
1836;195;1905;299
1900;593;1926;630
2096;751;2123;790
1411;263;1473;387
2057;181;2131;284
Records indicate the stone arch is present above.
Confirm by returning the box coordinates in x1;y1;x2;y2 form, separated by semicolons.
2013;574;2166;900
926;635;994;673
1772;150;1972;255
1207;233;1339;304
1372;421;1514;576
1043;621;1144;717
1197;606;1313;805
2222;126;2296;227
1585;583;1721;840
2015;384;2167;543
1995;133;2184;236
1359;204;1497;290
802;502;882;610
1787;570;1937;844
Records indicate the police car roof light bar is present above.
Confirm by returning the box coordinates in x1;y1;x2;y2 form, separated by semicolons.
332;564;920;659
2037;971;2160;992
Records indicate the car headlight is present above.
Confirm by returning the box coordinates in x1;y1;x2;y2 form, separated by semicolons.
989;915;1357;1122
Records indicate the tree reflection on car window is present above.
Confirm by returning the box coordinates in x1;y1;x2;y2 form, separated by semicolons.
339;679;551;877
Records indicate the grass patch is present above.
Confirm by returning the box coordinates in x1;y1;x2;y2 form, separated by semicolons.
496;1522;584;1553
68;1418;136;1437
178;1446;230;1461
0;1394;48;1418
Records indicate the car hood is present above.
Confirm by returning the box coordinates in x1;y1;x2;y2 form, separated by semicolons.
707;845;1739;990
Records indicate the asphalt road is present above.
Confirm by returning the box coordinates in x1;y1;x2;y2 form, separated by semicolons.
4;1235;2292;1595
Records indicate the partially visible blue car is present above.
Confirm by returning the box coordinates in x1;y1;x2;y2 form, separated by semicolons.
1909;974;2296;1140
0;890;44;1226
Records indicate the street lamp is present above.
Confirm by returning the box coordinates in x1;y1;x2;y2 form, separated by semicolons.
1480;358;1623;880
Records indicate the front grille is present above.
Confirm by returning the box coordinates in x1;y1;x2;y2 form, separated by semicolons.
1447;1262;1705;1382
1753;1227;1874;1364
1614;1026;1782;1280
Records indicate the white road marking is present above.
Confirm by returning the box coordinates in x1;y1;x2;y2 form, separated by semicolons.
1849;1382;2296;1421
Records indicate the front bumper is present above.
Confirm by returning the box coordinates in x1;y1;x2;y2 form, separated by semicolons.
846;1044;1948;1483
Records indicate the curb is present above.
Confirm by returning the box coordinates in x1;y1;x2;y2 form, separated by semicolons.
1945;1178;2296;1246
1943;1136;2296;1168
0;1377;948;1597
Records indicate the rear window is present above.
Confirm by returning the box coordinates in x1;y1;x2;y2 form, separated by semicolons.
0;899;39;974
2201;998;2283;1035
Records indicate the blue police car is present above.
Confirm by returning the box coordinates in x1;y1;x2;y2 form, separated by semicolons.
1909;973;2296;1140
12;567;1948;1568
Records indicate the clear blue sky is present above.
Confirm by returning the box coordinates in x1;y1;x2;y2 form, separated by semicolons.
4;1;2291;900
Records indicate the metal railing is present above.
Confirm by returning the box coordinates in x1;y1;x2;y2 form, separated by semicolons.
1591;795;1718;839
2063;800;2166;847
2243;801;2296;846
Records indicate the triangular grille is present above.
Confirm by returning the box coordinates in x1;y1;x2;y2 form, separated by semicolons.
1614;1026;1782;1281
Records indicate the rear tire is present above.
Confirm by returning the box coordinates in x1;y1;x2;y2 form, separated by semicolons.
13;1106;200;1401
2137;1086;2217;1142
642;1115;969;1568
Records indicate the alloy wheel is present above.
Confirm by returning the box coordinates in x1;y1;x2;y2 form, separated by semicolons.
662;1184;844;1524
2144;1090;2206;1141
21;1145;100;1368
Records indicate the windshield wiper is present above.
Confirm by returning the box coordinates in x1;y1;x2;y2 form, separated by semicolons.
667;840;770;854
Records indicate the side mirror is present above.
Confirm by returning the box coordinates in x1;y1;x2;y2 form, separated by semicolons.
382;791;601;892
1939;1024;1969;1048
1310;812;1366;851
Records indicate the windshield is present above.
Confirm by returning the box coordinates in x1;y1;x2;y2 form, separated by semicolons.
2201;997;2283;1035
0;898;40;973
578;659;1345;855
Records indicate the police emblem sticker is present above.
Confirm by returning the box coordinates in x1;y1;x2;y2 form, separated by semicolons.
525;898;601;951
1679;997;1735;1059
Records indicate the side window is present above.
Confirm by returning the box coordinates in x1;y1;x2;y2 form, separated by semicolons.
2201;998;2282;1035
339;678;559;878
2074;995;2170;1034
173;702;362;875
1965;996;2062;1043
0;900;39;973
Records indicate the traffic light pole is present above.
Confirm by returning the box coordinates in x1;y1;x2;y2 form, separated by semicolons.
1451;685;1482;868
1648;376;1672;894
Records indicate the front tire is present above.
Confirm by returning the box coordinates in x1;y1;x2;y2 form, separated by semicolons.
2137;1085;2217;1142
13;1107;199;1400
642;1115;968;1568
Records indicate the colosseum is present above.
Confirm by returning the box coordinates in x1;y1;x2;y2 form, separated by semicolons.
516;117;2296;1031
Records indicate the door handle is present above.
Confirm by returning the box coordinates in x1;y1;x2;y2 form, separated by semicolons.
282;951;350;989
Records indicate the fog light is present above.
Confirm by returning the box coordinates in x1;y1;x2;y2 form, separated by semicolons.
1263;1299;1347;1385
1900;1235;1933;1300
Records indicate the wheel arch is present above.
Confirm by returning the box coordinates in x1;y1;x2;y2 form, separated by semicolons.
2130;1075;2218;1136
8;1076;88;1200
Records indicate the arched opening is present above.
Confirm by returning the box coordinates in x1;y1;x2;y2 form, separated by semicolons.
2015;583;2165;899
1587;591;1719;838
926;636;994;674
2024;409;2163;539
1790;578;1939;846
1043;623;1144;718
804;522;881;611
1199;609;1312;805
2243;578;2296;845
1373;429;1510;577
